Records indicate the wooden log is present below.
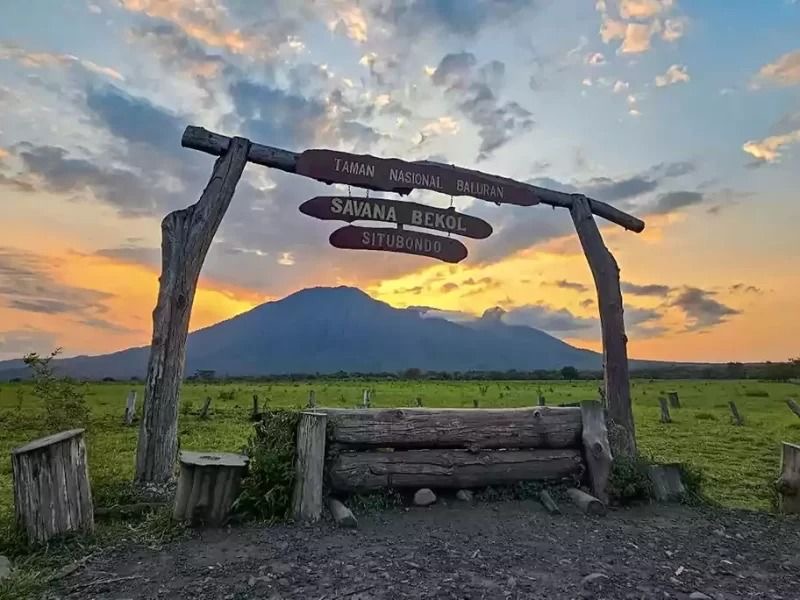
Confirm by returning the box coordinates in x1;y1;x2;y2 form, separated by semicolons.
567;487;606;516
667;391;680;409
135;136;250;486
570;195;636;457
777;442;800;514
123;390;137;426
580;401;612;504
181;126;645;232
328;448;584;493
292;412;327;522
786;398;800;419
328;498;358;528
320;407;582;450
199;396;212;420
648;464;686;502
729;401;744;426
539;489;561;515
659;397;671;423
11;429;94;543
172;451;248;526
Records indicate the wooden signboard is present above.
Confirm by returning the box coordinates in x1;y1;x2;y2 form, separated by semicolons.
299;196;492;239
296;149;539;207
329;225;468;264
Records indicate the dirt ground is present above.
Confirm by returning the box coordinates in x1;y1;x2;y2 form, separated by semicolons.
50;500;799;600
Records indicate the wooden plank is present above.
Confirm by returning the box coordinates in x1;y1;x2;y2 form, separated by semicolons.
329;225;468;264
300;196;492;239
320;406;582;449
328;448;583;492
292;412;327;522
181;126;645;232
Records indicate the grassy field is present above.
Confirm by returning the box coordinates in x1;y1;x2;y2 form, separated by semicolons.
1;378;799;524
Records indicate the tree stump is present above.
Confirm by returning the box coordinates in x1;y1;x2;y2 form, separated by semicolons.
173;451;249;526
648;464;686;501
667;391;680;409
729;401;744;426
777;442;800;514
292;412;327;522
659;397;671;423
580;401;612;503
12;429;94;543
123;390;137;426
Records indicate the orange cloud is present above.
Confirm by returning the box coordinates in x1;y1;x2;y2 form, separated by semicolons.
742;130;800;163
756;50;800;87
0;42;124;80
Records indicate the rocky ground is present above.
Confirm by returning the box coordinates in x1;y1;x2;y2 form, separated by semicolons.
48;500;799;600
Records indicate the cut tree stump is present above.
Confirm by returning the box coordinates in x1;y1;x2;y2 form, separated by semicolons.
566;487;606;516
786;398;800;419
777;442;800;514
580;401;612;504
648;464;686;502
659;397;671;423
172;451;248;526
123;390;137;426
12;429;94;543
667;392;680;409
328;498;358;528
729;401;744;426
292;412;327;522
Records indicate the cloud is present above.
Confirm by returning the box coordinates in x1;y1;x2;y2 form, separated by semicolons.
546;280;589;293
649;191;705;214
586;52;607;66
625;306;668;338
613;80;630;93
661;18;686;42
670;287;741;331
729;283;763;295
756;50;800;87
622;281;673;296
0;41;124;81
618;0;670;19
440;282;459;293
0;329;59;360
655;64;690;87
742;130;800;163
502;304;599;334
431;52;533;160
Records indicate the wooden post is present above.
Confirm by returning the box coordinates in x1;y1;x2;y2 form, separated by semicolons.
777;442;800;514
729;401;744;426
566;487;606;516
172;451;249;526
667;391;680;409
12;429;94;543
135;136;250;487
786;398;800;419
538;392;546;406
308;390;316;408
292;412;327;522
580;400;612;504
362;389;370;408
659;397;671;423
251;394;259;420
199;396;212;420
123;390;137;426
473;398;479;408
415;397;423;407
570;196;636;457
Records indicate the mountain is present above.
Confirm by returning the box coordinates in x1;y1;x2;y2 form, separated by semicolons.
0;286;613;380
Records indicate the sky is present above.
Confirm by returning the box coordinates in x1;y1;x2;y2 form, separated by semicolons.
0;0;798;363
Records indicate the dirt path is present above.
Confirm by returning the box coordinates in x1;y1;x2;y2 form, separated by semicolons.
51;501;799;600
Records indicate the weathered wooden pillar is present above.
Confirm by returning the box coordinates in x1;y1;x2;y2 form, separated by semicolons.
659;397;672;423
124;390;137;426
729;401;744;426
581;400;612;503
135;137;250;487
570;195;636;457
667;391;680;409
777;442;799;514
292;411;327;522
173;451;249;526
12;429;94;543
786;398;800;419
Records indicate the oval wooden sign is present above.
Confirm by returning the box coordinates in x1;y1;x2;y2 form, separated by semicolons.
329;225;468;264
299;196;492;239
296;149;539;207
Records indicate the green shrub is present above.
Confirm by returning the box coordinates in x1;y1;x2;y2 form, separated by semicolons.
608;455;654;504
24;349;89;432
234;409;301;522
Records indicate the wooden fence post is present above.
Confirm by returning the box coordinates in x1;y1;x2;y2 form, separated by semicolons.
124;390;137;426
135;136;250;487
786;398;800;419
570;195;636;457
580;401;612;504
777;442;799;514
729;401;744;426
199;396;212;420
362;389;370;408
292;412;327;522
308;390;316;408
251;394;259;420
667;391;680;409
12;429;94;543
659;397;671;423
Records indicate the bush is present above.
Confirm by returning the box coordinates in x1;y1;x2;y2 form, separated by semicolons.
24;349;89;432
608;455;654;504
235;409;301;522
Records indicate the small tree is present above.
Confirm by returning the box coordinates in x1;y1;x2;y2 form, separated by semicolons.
24;348;89;431
560;366;579;381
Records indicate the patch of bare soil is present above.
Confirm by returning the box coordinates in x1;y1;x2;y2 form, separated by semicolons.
50;501;799;599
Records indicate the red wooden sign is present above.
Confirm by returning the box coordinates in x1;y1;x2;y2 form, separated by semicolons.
295;150;539;207
299;196;492;239
329;225;468;264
